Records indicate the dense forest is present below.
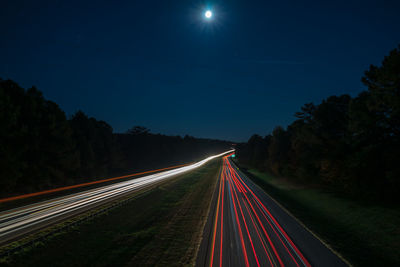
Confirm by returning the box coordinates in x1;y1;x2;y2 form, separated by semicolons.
237;45;400;204
0;80;231;197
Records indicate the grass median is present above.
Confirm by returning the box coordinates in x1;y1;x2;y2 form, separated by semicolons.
237;166;400;267
0;159;221;267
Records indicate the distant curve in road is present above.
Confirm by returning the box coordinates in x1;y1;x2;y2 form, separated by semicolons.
197;155;347;267
0;150;233;245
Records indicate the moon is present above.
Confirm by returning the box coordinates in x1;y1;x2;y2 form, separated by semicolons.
205;10;212;19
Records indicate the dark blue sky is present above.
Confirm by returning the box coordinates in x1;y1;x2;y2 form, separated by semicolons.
1;0;399;141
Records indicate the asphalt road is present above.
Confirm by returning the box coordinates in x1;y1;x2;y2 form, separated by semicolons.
0;150;233;246
196;155;347;267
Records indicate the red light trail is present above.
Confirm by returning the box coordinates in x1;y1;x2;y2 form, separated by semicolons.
208;155;311;267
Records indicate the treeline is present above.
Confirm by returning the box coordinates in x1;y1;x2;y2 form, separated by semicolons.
117;127;231;172
237;45;400;203
0;80;231;197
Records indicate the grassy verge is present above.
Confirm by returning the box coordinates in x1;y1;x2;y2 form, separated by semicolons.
237;166;400;266
0;159;221;267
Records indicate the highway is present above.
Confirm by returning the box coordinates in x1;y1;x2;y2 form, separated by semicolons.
0;150;233;245
197;155;347;267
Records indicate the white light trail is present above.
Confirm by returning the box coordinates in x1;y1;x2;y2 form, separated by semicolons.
0;150;234;242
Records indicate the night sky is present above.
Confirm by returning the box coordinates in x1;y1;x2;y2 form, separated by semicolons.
1;0;399;142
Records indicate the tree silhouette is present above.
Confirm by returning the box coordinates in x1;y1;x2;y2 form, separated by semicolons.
0;80;231;197
237;44;400;203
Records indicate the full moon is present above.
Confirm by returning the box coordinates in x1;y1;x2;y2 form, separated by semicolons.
205;10;212;19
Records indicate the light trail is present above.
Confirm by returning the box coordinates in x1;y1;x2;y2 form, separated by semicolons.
207;155;311;267
219;169;225;267
229;168;261;267
242;200;275;266
0;164;192;204
228;169;250;267
227;160;285;267
209;165;223;266
227;159;310;267
0;150;234;245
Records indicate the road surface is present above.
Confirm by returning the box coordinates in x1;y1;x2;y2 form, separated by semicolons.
196;155;347;267
0;150;233;246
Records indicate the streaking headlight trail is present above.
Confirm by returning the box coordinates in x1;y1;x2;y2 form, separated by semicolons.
0;150;234;245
